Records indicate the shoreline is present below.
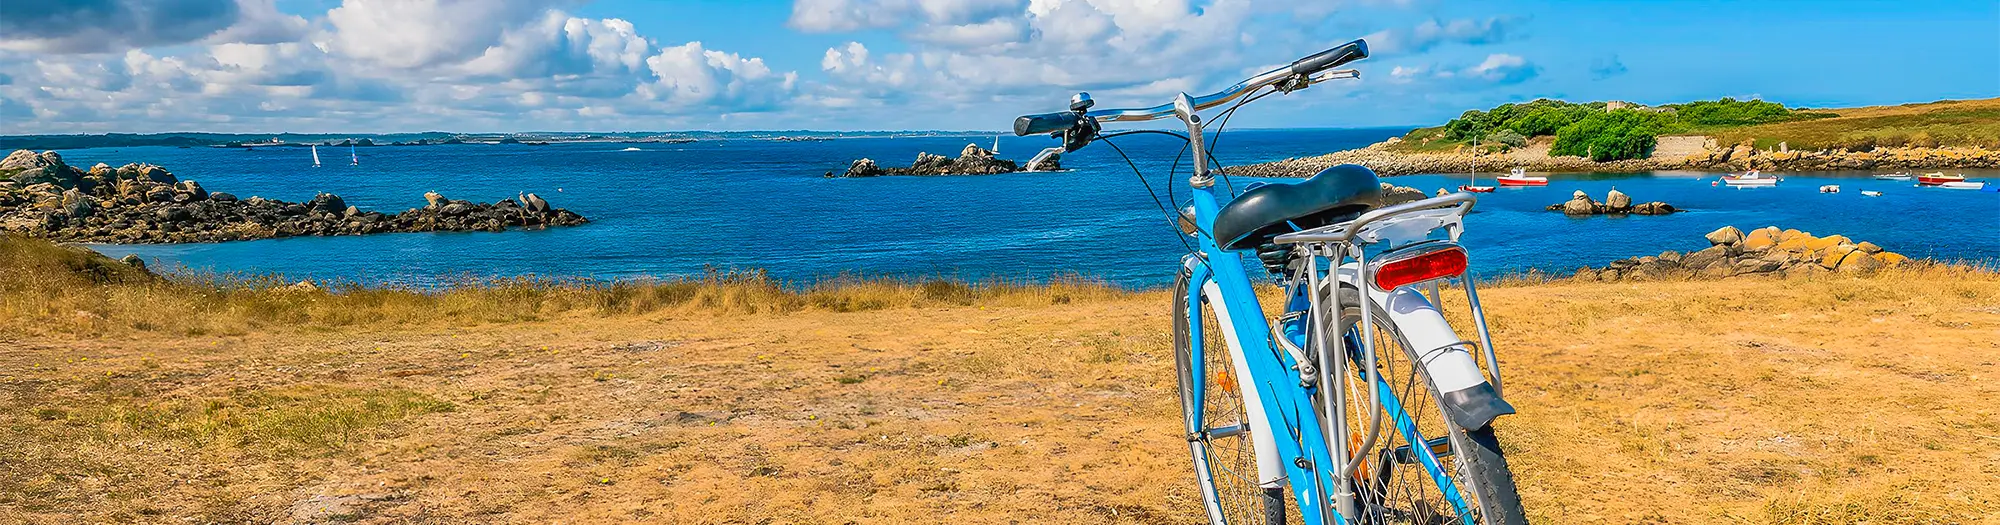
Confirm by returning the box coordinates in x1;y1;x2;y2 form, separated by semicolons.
1225;137;2000;177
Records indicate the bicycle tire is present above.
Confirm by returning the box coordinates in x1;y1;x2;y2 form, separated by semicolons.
1172;269;1285;525
1326;285;1526;525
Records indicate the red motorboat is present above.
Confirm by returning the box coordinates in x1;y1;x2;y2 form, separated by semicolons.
1917;172;1965;185
1458;185;1496;193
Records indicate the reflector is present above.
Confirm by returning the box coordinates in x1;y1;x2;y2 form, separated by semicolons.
1373;245;1468;290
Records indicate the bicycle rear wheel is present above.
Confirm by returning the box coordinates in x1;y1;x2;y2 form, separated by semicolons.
1172;270;1285;525
1326;286;1526;525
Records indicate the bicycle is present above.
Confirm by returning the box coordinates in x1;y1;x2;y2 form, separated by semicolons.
1012;39;1527;525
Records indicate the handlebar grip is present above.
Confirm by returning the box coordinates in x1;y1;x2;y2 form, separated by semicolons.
1289;39;1368;76
1014;111;1081;137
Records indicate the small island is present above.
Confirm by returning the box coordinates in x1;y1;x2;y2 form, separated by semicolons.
1230;98;2000;177
831;143;1053;177
0;150;588;244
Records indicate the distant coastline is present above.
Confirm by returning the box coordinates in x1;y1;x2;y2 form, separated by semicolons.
1230;97;2000;177
0;130;1015;151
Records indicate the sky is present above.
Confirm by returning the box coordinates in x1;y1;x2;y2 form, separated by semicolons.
0;0;1995;133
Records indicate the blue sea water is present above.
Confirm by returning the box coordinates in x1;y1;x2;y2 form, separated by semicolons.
61;129;2000;288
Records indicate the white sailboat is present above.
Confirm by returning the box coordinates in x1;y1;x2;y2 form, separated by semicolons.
349;144;359;166
311;145;322;168
991;135;1001;154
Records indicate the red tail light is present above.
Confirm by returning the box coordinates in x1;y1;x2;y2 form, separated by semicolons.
1372;245;1468;290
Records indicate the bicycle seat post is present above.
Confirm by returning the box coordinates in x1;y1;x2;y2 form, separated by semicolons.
1173;92;1214;189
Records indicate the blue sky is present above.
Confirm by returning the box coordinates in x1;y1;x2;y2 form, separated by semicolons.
1;0;1994;133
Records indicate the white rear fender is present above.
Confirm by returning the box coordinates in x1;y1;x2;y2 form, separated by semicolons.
1338;267;1515;430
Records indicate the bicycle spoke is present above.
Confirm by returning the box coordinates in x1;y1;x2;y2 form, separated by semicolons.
1343;316;1480;524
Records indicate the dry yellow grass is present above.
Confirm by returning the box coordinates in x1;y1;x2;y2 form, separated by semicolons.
3;236;1998;523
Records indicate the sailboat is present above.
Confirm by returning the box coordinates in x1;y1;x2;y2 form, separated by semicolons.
349;144;359;166
311;145;322;168
1458;141;1494;192
991;135;1001;154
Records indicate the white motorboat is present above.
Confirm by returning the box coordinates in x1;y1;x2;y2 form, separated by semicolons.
1873;172;1912;181
1860;190;1883;197
1933;181;1986;190
1720;169;1779;186
1495;167;1546;186
1819;184;1840;193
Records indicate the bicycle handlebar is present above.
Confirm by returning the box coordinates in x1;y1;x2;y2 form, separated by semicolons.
1011;39;1368;137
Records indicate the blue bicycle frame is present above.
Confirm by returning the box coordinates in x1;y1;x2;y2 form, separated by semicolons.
1182;180;1475;524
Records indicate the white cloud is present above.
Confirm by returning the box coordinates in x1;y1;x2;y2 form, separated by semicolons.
0;0;801;132
1361;16;1518;56
323;0;556;70
1463;53;1536;84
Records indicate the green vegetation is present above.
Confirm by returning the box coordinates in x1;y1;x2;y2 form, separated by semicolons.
1403;97;1836;160
1709;98;2000;151
1549;111;1671;161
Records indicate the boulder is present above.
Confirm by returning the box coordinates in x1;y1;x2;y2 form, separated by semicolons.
1561;195;1599;215
1605;188;1632;209
1733;258;1782;274
1818;244;1862;269
1377;183;1427;206
1803;235;1849;251
309;193;346;214
1836;251;1882;273
1682;245;1732;269
843;158;883;178
174;180;207;201
1704;226;1745;246
0;149;54;171
1630;202;1678;215
440;202;474;216
424;191;446;208
119;254;146;270
1743;227;1781;251
1856;241;1883;254
210;191;237;202
1875;251;1909;266
960;143;993;159
522;193;550;213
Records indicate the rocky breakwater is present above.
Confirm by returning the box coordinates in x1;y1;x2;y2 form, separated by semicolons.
833;143;1050;177
1576;226;1912;281
0;149;588;244
1546;188;1680;215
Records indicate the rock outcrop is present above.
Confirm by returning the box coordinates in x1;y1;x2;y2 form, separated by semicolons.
0;150;589;244
832;143;1043;177
1574;226;1914;281
1546;189;1680;216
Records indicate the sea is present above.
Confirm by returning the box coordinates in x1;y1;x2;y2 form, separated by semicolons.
56;129;2000;288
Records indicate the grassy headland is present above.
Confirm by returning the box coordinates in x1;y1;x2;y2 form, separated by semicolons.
1231;97;2000;177
3;235;1998;523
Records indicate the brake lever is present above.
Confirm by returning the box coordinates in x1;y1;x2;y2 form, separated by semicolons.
1311;69;1360;83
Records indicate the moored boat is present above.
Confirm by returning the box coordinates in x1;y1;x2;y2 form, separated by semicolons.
1819;184;1840;193
1720;169;1779;186
1496;167;1547;186
1861;190;1883;197
1458;185;1496;193
1873;172;1912;181
1916;172;1964;185
1932;181;1986;190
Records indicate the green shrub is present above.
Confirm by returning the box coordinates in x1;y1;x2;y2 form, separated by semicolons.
1550;111;1668;161
1485;129;1528;148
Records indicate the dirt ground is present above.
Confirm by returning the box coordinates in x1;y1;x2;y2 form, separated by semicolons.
4;271;1998;524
